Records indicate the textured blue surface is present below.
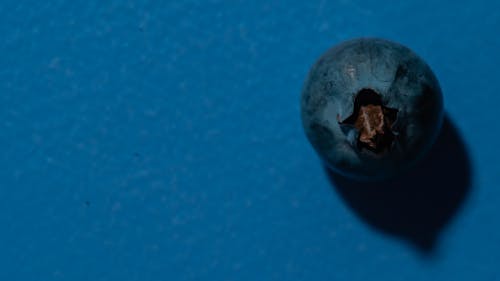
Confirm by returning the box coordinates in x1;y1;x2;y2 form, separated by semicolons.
0;1;498;280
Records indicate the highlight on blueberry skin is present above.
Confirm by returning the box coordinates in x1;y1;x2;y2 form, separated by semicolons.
301;38;444;181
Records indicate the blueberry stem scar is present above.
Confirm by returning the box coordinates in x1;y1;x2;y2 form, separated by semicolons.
340;89;398;154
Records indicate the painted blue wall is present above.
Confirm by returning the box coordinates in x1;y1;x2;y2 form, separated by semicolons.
0;1;497;280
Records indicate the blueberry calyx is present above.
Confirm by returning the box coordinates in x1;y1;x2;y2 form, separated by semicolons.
339;88;398;154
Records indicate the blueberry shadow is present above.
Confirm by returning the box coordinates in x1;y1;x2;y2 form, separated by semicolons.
326;115;472;254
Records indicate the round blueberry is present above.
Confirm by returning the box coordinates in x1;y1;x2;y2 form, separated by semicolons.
301;38;443;180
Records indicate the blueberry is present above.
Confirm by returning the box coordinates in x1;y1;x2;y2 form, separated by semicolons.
301;38;443;180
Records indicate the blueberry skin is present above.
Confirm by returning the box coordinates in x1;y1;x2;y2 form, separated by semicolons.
301;38;444;180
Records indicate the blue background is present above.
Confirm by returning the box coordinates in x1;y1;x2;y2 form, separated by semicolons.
0;0;498;280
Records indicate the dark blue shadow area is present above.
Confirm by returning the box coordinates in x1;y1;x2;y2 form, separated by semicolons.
326;115;472;254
